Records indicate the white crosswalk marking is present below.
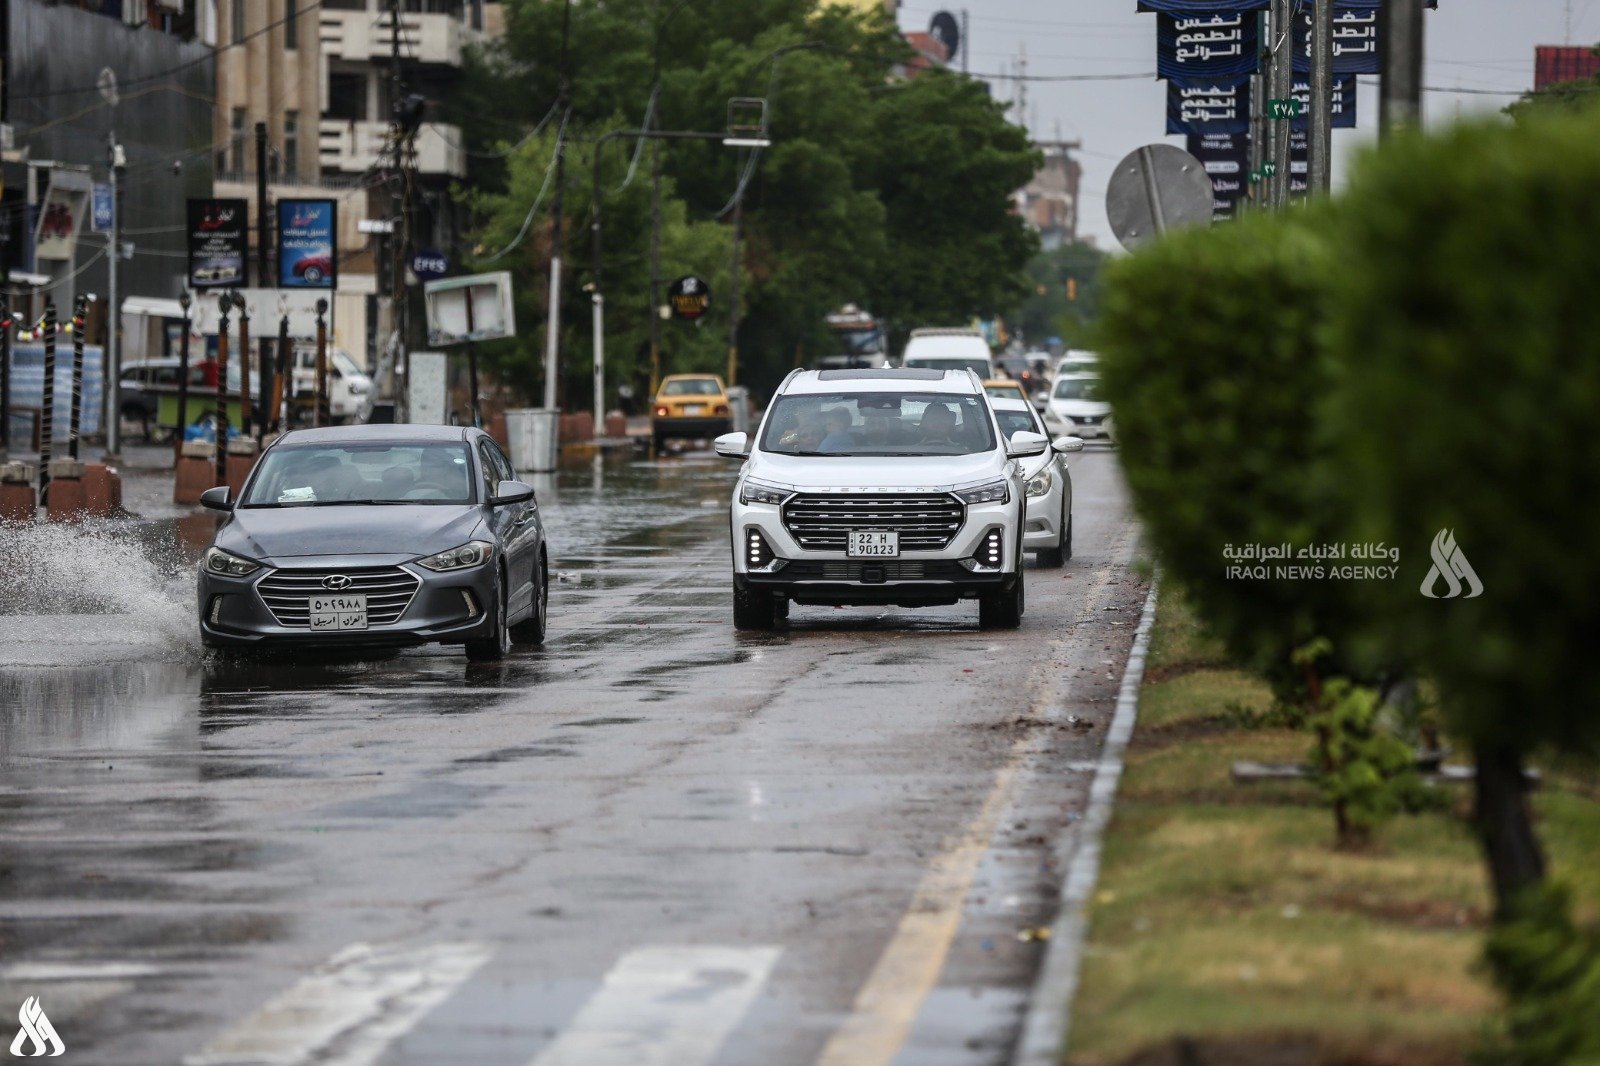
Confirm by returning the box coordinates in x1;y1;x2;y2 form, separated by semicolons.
185;941;490;1066
529;945;781;1066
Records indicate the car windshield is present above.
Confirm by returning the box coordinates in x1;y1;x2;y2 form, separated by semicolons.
759;392;997;457
662;378;721;396
904;357;990;377
1054;377;1101;401
241;443;475;507
995;410;1042;438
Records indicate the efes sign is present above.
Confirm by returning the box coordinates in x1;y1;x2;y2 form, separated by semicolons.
668;275;711;321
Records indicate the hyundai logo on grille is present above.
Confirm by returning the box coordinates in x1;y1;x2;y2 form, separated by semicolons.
322;574;353;590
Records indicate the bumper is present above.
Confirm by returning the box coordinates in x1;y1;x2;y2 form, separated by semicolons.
197;558;500;650
1043;411;1111;439
1022;479;1066;550
731;494;1021;606
653;416;731;440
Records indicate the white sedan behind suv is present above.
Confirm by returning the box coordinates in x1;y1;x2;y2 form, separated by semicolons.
716;368;1055;631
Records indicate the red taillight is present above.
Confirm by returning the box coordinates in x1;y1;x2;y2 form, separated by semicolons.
656;406;669;417
714;404;729;415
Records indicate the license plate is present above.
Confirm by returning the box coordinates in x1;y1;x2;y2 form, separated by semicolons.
848;531;900;558
309;594;368;631
682;404;705;415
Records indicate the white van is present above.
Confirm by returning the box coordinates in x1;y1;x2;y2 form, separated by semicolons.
900;328;995;379
289;347;373;423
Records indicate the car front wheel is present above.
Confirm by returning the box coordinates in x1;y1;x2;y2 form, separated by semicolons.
466;574;511;661
733;580;780;631
979;572;1024;630
510;555;548;646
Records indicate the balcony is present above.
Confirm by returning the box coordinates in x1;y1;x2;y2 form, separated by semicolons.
319;119;467;180
319;9;480;67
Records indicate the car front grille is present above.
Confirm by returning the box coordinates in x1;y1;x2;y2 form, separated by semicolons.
256;566;421;628
781;493;964;552
779;560;969;581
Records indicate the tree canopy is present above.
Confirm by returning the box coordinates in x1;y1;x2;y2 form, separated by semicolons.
458;0;1040;404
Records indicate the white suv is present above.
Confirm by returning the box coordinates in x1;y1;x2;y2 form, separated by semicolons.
716;368;1051;631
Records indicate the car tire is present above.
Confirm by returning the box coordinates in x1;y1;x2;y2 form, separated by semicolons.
979;572;1025;630
774;596;790;621
510;554;548;646
1063;513;1074;561
466;574;511;661
733;580;779;631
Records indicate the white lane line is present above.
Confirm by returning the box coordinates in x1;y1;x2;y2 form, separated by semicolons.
0;962;164;982
1010;580;1160;1066
185;941;490;1066
529;945;781;1066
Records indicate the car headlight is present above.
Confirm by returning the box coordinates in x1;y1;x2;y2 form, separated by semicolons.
203;546;261;578
416;541;494;572
956;479;1010;505
740;480;789;506
1026;469;1053;497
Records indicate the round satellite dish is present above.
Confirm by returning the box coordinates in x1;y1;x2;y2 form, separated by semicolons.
1105;143;1215;251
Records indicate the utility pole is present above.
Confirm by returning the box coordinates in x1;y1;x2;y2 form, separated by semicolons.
1248;11;1266;209
255;121;271;435
389;0;410;417
961;9;969;75
545;0;573;412
1268;0;1293;209
726;176;743;388
1380;0;1425;139
105;135;125;457
1309;0;1334;194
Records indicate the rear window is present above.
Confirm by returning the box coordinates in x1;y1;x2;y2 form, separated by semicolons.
905;357;991;378
662;378;721;396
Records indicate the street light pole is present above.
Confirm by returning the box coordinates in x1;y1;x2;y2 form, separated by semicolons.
106;135;125;458
1309;0;1334;194
1380;0;1425;139
545;0;573;413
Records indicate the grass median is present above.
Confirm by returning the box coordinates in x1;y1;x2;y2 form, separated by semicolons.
1063;592;1600;1066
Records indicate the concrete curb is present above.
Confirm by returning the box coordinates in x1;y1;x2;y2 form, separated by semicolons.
1011;578;1161;1066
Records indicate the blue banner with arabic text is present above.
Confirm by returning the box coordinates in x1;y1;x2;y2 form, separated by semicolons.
1158;12;1260;86
1167;79;1251;136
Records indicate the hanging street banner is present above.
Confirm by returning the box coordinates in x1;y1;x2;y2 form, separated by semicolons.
1290;75;1359;128
1289;129;1310;197
35;171;91;263
1157;12;1259;86
1167;79;1251;136
277;199;337;289
186;198;248;289
1185;134;1249;220
1294;5;1381;75
1138;0;1267;12
668;275;712;321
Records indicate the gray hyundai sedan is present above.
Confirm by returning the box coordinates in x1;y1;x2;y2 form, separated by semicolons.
196;424;547;661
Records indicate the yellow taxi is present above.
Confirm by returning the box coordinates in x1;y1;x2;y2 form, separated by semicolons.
983;379;1029;404
653;374;733;447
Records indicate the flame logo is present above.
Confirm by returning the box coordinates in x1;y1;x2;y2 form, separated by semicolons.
1420;528;1483;600
10;996;65;1057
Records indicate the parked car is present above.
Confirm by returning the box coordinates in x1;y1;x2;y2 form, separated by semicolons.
990;396;1083;566
716;366;1073;631
289;347;374;423
652;373;732;448
983;379;1029;404
118;358;243;439
1042;372;1112;440
901;327;995;379
196;424;547;661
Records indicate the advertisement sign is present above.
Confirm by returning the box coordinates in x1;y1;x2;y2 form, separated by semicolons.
277;199;337;289
1166;79;1251;136
668;276;712;321
91;183;114;234
1157;12;1259;86
423;272;517;347
1290;75;1359;129
35;173;91;262
1185;134;1249;220
411;249;449;281
186;198;248;288
1294;5;1381;75
1138;0;1267;12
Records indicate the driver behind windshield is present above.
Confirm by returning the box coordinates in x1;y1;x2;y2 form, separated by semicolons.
918;402;960;445
818;408;857;452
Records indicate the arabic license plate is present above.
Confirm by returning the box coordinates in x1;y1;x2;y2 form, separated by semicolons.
309;594;368;631
848;531;900;558
682;404;705;415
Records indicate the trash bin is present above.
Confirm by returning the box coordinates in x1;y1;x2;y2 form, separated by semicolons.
504;408;559;473
726;386;752;434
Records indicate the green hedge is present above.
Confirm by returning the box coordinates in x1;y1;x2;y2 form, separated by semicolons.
1096;211;1384;697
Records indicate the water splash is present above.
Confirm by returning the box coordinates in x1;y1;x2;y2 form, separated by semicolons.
0;521;197;664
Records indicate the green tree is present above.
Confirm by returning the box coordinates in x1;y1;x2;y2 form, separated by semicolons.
1013;240;1108;350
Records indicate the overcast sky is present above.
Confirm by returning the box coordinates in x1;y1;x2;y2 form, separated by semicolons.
894;0;1599;246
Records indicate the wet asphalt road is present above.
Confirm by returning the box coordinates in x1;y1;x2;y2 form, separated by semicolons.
0;445;1147;1066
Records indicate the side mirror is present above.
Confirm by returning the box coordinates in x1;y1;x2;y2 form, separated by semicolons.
1006;431;1049;459
1052;435;1086;454
714;432;750;459
199;486;233;511
491;479;535;506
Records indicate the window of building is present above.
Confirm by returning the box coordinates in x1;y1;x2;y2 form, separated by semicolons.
230;108;247;176
327;71;368;122
231;0;245;43
283;112;300;178
284;0;298;49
